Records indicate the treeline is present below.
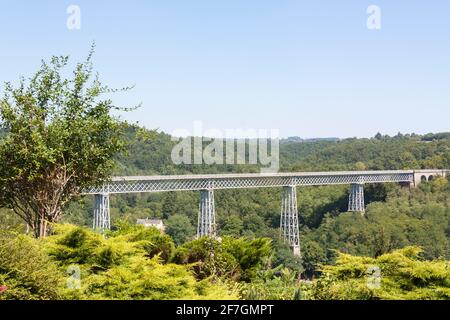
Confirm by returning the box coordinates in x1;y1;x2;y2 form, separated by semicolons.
111;126;450;176
282;134;450;171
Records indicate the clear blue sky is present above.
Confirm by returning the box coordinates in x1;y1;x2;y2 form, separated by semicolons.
1;0;449;138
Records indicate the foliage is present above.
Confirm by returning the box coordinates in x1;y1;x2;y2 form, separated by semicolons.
108;220;175;262
165;214;195;246
172;236;272;282
42;224;239;300
282;134;450;172
307;246;450;300
0;230;62;300
64;254;238;300
300;178;450;276
269;236;304;274
172;237;240;280
221;237;272;281
0;208;25;232
241;266;303;300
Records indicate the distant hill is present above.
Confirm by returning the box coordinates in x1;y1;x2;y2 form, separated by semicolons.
421;132;450;141
113;126;450;175
282;137;340;143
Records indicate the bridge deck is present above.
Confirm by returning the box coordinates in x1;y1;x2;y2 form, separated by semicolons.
110;170;413;181
82;170;440;195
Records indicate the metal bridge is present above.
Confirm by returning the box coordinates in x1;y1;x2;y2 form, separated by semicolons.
86;169;447;256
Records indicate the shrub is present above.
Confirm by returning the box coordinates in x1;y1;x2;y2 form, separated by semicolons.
222;237;272;281
108;221;175;262
65;255;239;300
173;236;273;282
0;231;63;300
241;267;303;300
41;224;239;300
172;237;239;280
308;246;450;300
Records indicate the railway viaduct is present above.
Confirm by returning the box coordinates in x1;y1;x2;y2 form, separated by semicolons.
84;169;448;256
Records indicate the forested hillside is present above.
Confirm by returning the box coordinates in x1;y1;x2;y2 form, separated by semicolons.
112;127;450;175
1;126;449;299
57;127;450;275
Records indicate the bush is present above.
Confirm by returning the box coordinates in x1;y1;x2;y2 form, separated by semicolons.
172;236;272;282
222;237;272;281
307;246;450;300
241;267;303;300
172;237;239;280
108;221;175;262
41;224;238;300
45;225;104;266
66;255;238;300
0;231;63;300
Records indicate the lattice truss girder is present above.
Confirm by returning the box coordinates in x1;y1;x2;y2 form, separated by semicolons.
84;172;414;194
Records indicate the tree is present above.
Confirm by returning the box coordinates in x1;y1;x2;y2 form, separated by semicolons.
165;214;195;245
242;213;269;237
0;44;134;237
220;215;244;236
354;161;367;171
161;192;178;219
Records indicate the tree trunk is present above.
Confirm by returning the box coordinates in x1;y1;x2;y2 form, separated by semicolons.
35;216;50;238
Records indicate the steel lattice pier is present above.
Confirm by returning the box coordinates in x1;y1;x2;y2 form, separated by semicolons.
281;186;301;256
93;193;110;232
198;189;216;237
348;183;365;213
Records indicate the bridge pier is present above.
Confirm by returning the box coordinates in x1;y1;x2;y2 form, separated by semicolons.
348;183;365;213
197;189;216;238
93;193;110;232
280;186;301;256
